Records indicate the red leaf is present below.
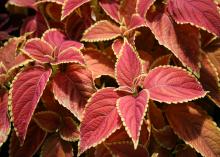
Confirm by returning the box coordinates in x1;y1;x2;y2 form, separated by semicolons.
23;38;54;63
112;38;124;57
9;122;47;157
136;0;156;18
41;134;73;157
0;89;10;147
59;116;80;142
165;103;220;157
116;40;142;87
33;111;61;132
52;64;95;121
106;142;149;157
117;89;149;148
146;11;201;73
143;66;207;103
8;0;36;9
79;88;121;154
61;0;90;20
168;0;220;36
99;0;121;23
95;144;112;157
83;48;115;79
81;20;121;42
10;66;51;143
0;37;31;73
126;14;146;33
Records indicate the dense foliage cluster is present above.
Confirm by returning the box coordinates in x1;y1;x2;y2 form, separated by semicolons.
1;0;220;156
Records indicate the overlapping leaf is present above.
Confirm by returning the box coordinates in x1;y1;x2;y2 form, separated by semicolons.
143;66;207;103
41;134;73;157
10;66;51;143
81;20;121;42
83;48;115;79
146;11;201;73
0;89;10;147
52;63;95;121
61;0;90;20
136;0;156;18
165;103;220;157
9;122;47;157
116;40;142;87
117;89;149;149
79;88;121;155
168;0;220;36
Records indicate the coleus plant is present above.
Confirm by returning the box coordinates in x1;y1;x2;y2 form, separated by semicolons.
0;0;220;157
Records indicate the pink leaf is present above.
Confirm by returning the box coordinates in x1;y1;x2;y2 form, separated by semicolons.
8;0;36;9
0;89;10;147
33;111;61;132
79;88;121;154
112;38;124;57
126;14;146;33
116;40;142;87
136;0;156;18
146;11;201;73
23;38;54;63
41;134;73;157
165;103;220;157
9;122;47;157
117;89;149;148
99;0;121;23
168;0;220;36
81;20;121;42
83;48;115;79
52;64;95;121
143;66;207;103
10;66;51;143
61;0;90;20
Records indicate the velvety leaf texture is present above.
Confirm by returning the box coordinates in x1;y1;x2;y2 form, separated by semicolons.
79;88;121;155
10;66;51;143
143;66;207;103
61;0;90;20
41;134;73;157
146;11;201;73
136;0;156;18
0;89;10;147
52;64;95;121
117;89;149;149
168;0;220;36
116;40;142;87
99;0;121;23
165;103;220;157
9;122;47;157
82;20;121;42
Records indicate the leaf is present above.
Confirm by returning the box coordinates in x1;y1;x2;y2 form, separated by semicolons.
0;89;10;147
41;134;73;157
106;142;149;157
83;48;115;79
136;0;156;18
95;144;112;157
61;0;90;20
81;20;121;42
116;40;142;87
9;66;52;143
33;111;61;132
52;64;95;121
112;38;124;57
199;53;220;107
117;89;149;149
165;103;220;157
0;37;31;73
99;0;121;23
168;0;220;36
146;11;201;73
79;88;121;155
59;116;80;142
126;14;146;33
8;0;36;9
9;122;47;157
143;66;207;103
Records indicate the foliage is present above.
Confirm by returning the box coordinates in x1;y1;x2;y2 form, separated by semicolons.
0;0;220;156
